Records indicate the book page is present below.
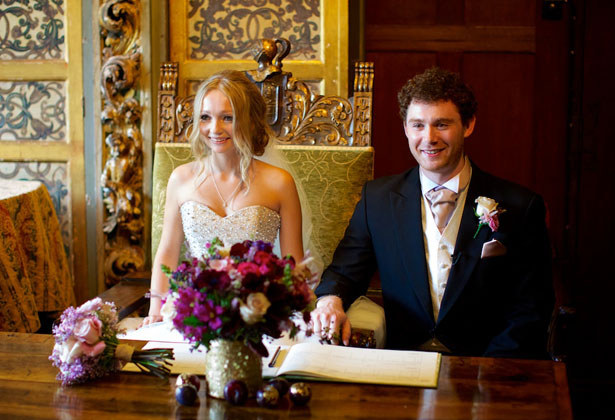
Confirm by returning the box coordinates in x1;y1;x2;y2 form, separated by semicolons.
277;342;441;387
118;319;187;343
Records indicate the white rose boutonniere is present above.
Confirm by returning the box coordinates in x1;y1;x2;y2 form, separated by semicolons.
474;196;506;238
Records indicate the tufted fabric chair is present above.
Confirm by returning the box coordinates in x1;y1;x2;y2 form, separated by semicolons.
150;143;374;271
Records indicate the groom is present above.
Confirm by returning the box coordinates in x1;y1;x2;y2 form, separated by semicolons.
313;67;554;358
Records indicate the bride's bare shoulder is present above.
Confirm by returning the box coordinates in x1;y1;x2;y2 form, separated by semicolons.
253;159;294;188
169;161;202;185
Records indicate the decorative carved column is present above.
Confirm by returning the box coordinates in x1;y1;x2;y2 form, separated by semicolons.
99;0;145;286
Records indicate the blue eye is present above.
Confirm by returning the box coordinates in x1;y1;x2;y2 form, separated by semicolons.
223;115;233;122
200;114;210;121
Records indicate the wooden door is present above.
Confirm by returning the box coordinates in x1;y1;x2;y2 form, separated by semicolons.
364;0;571;302
0;0;86;302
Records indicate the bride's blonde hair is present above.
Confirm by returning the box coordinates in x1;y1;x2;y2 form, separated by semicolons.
189;70;272;189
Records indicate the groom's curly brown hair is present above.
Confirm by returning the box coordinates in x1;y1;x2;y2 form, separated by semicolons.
398;67;478;127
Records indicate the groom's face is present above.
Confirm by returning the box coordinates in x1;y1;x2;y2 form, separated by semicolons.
403;100;475;184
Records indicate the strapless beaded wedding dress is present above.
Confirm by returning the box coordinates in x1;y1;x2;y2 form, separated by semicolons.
180;201;281;258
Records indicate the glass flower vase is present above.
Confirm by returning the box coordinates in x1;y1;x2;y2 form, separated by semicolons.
205;339;262;398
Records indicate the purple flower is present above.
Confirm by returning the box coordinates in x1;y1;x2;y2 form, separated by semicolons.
194;299;225;330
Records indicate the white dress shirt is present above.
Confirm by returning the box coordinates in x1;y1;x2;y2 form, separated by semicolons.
420;157;472;321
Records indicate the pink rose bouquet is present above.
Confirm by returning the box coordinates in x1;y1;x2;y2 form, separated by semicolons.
162;238;317;357
49;298;174;385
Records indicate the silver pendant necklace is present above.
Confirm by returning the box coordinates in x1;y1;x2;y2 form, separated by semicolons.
209;162;242;208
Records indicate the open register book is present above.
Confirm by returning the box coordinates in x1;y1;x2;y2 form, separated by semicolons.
263;342;441;388
120;319;440;388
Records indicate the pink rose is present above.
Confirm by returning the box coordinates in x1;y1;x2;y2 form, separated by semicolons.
74;317;103;345
209;258;229;271
80;341;106;358
77;297;103;314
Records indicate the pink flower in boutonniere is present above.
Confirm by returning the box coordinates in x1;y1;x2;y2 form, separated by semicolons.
473;196;506;238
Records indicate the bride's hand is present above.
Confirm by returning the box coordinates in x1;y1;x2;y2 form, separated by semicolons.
140;314;163;328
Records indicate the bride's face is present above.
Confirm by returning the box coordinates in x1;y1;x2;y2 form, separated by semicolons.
199;89;235;155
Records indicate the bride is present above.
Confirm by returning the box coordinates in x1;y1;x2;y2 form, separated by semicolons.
142;70;306;325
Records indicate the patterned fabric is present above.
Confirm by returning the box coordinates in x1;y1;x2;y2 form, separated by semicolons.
0;181;75;332
151;143;374;268
181;201;280;258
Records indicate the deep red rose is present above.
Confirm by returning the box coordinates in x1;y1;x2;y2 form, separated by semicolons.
230;242;250;257
254;251;273;265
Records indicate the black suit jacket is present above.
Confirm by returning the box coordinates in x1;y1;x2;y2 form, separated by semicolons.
315;165;554;358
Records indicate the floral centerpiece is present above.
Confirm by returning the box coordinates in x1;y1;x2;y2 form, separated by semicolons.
49;298;174;386
162;238;317;356
161;238;317;398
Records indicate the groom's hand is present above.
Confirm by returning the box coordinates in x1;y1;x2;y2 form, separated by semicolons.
311;295;351;346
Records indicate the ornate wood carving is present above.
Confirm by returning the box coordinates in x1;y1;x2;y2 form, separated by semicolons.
157;63;178;143
156;40;374;147
352;62;374;147
277;78;354;145
99;0;144;285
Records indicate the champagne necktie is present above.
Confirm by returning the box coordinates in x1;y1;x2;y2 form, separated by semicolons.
425;187;458;233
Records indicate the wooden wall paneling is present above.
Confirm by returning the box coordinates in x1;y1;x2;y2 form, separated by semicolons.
366;0;436;25
365;52;437;177
564;2;615;418
533;0;571;305
462;53;536;188
465;0;535;25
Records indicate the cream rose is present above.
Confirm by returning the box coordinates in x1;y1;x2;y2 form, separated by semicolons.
239;292;271;325
160;292;177;323
56;337;83;364
475;196;499;216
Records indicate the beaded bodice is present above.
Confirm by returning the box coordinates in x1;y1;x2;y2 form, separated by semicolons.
180;201;281;258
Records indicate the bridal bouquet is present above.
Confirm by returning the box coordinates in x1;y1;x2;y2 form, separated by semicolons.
162;238;318;357
49;298;174;386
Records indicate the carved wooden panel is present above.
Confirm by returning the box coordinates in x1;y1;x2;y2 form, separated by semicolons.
99;0;145;286
157;49;373;147
0;0;86;302
186;0;320;60
0;0;66;60
169;0;348;97
0;81;66;141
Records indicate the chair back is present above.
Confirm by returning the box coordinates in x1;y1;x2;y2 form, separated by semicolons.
153;39;375;268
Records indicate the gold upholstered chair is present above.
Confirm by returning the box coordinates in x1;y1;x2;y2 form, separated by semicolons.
102;39;381;345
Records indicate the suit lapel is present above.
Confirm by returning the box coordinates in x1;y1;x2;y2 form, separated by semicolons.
390;168;434;324
437;167;491;323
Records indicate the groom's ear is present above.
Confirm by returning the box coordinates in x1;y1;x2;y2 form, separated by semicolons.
463;116;476;138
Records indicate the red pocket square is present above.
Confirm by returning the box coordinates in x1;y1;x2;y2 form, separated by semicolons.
481;239;507;258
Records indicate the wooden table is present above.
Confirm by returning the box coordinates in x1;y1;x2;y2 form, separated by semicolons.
0;332;572;419
0;180;74;332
